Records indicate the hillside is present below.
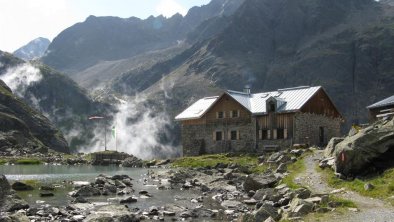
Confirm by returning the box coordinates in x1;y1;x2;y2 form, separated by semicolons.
110;0;394;133
0;76;68;154
0;51;112;152
41;0;245;74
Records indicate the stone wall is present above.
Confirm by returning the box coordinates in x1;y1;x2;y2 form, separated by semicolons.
256;139;293;153
293;113;341;147
182;120;255;156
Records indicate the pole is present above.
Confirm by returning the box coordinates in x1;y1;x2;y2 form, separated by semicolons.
104;118;107;151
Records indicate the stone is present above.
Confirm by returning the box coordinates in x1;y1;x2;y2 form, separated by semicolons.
264;217;276;222
1;194;29;212
122;157;143;168
40;185;55;191
324;137;345;158
290;149;304;156
348;208;359;212
221;200;242;209
149;206;159;215
39;192;54;197
332;118;394;176
72;186;101;197
115;180;126;188
294;188;311;199
120;196;137;204
254;203;280;222
292;204;314;216
275;163;287;173
163;211;176;216
9;212;30;222
0;175;11;199
95;177;107;185
74;196;89;203
364;183;375;191
304;197;322;204
243;174;278;192
243;199;258;205
267;152;282;162
319;157;335;169
11;182;34;191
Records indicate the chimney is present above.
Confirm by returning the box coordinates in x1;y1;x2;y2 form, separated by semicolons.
244;85;251;94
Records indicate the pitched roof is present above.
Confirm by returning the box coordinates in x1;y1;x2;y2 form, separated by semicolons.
175;86;322;121
367;95;394;109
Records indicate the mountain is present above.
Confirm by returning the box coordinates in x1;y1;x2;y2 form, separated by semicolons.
110;0;394;133
13;37;50;61
0;55;68;153
0;51;112;152
41;0;245;74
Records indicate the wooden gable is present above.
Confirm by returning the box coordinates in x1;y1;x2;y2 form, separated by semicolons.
203;93;251;121
300;88;342;119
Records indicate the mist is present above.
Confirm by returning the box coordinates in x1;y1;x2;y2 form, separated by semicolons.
0;64;42;97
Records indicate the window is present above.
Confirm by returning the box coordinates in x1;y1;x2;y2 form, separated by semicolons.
217;111;224;119
231;110;239;118
269;102;276;112
215;131;223;141
262;130;269;140
276;129;287;139
230;130;238;140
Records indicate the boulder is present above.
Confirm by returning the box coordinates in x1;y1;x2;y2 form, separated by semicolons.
319;157;335;169
0;175;11;199
39;192;54;197
1;194;29;212
119;196;137;204
254;203;280;222
294;188;311;199
11;181;34;191
72;186;101;197
331;118;394;175
122;156;143;168
324;137;344;158
243;174;278;192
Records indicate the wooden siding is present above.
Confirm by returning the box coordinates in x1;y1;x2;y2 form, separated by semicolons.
182;118;206;126
257;113;294;138
300;88;342;119
204;94;251;124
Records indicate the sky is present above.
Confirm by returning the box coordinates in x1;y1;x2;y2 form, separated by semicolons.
0;0;211;52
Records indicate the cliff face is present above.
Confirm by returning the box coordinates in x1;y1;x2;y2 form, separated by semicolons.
0;79;69;154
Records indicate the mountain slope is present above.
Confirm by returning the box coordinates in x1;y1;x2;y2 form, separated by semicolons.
0;77;68;154
111;0;394;133
13;37;50;61
41;0;245;74
0;51;112;151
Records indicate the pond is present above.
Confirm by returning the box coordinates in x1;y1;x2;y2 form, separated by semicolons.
0;164;207;211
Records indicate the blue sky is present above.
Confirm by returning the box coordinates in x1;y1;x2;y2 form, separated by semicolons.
0;0;211;52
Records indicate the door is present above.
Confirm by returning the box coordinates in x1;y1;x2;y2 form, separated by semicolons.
319;127;325;146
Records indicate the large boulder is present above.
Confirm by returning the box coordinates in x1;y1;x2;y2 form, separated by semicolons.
243;174;279;192
122;156;143;168
0;175;11;199
324;137;344;158
333;118;394;176
11;181;34;191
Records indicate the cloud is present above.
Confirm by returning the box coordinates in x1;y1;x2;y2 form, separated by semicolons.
155;0;187;17
0;63;42;97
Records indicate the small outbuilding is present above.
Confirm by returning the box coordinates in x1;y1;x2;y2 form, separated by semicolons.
175;86;343;156
367;94;394;121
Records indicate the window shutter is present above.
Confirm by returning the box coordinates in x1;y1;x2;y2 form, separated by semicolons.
222;131;225;140
237;131;240;140
237;110;240;117
259;130;262;140
284;129;288;139
228;131;231;140
223;112;226;118
213;131;216;141
273;129;277;140
267;130;271;139
216;112;218;119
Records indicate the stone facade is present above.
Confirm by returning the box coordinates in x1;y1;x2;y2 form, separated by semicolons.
293;113;342;146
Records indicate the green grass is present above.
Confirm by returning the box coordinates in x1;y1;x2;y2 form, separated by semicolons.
0;159;7;165
330;196;357;208
281;155;308;189
15;159;42;165
172;153;268;173
320;167;394;205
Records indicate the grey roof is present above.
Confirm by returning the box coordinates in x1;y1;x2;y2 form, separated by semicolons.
367;95;394;109
175;86;322;121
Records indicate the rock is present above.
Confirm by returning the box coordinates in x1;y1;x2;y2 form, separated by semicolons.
40;185;55;191
332;118;394;176
9;212;30;222
95;177;107;185
267;152;282;162
139;190;148;195
115;180;126;188
149;206;159;215
72;186;101;197
1;194;29;212
364;183;375;191
39;192;54;197
122;178;133;186
243;199;258;205
254;203;280;222
304;197;322;204
72;181;90;188
112;175;130;180
122;156;143;168
324;137;345;158
120;196;137;204
156;159;171;166
290;149;304;156
243;174;278;192
348;207;359;212
275;163;287;173
180;211;193;218
0;175;11;199
221;200;242;209
104;184;117;193
319;157;335;169
258;155;265;163
163;211;176;216
74;196;89;203
288;198;314;217
11;182;34;191
294;188;311;199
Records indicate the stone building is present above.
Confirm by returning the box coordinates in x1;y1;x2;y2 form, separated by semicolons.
175;86;343;156
367;94;394;121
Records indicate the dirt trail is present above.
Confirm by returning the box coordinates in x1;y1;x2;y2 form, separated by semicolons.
296;150;394;222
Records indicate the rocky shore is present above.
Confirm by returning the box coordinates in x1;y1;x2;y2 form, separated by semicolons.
0;149;350;221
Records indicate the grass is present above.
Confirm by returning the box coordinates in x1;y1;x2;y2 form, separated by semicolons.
319;167;394;205
15;158;42;165
330;196;357;208
281;153;309;189
172;153;268;173
0;159;7;165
